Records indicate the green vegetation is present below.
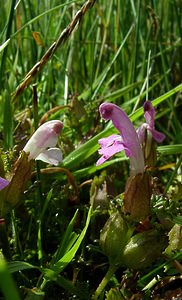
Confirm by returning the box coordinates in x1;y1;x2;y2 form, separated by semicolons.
0;0;182;299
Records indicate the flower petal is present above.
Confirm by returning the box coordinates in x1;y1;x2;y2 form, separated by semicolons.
96;141;125;165
143;101;165;143
0;177;9;190
144;101;155;129
97;134;125;166
150;129;166;143
96;156;109;166
98;134;122;148
137;123;148;144
98;142;125;156
36;148;62;166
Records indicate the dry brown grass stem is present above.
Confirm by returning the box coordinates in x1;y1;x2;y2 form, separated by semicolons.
12;0;96;102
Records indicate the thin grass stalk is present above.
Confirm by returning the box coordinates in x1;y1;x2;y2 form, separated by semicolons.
91;24;134;100
64;3;76;105
32;85;44;265
1;0;16;149
0;219;11;260
94;0;113;80
164;154;182;193
3;93;13;149
131;0;141;86
11;210;23;259
12;0;96;102
174;1;182;78
92;264;118;299
0;0;17;81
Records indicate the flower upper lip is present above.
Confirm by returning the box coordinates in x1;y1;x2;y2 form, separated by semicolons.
137;101;166;144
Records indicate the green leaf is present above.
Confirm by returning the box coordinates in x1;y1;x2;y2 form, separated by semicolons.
172;216;182;226
49;209;79;266
0;39;10;53
158;144;182;155
73;156;126;178
8;261;39;273
3;94;13;149
50;206;92;274
0;255;21;300
40;188;53;221
106;288;125;300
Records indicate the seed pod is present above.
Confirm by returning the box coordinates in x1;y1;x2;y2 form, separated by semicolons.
100;211;131;266
122;229;167;269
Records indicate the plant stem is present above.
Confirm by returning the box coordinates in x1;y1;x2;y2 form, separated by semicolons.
0;219;11;260
164;154;182;193
92;264;117;300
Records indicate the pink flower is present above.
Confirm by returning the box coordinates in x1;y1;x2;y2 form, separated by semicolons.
23;120;63;166
0;177;9;190
137;101;165;144
97;134;124;166
96;103;145;176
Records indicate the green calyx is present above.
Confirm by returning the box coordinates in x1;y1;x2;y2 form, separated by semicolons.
100;211;132;266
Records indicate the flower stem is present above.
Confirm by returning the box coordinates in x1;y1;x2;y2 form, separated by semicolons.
92;264;117;300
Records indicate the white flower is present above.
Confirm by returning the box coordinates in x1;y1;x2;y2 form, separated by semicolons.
23;120;63;166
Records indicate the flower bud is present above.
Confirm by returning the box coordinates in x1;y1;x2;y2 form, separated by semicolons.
122;229;167;269
100;211;131;266
137;100;165;168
